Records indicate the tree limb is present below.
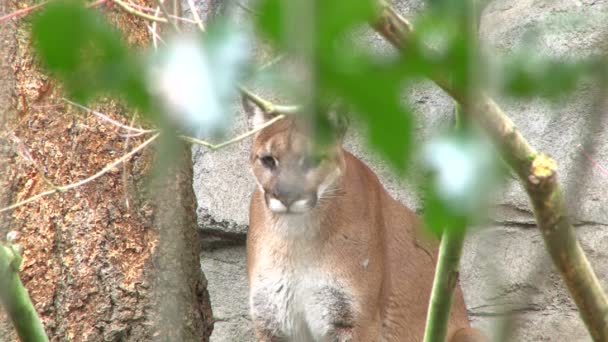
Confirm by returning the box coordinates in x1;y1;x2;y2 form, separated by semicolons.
372;4;608;341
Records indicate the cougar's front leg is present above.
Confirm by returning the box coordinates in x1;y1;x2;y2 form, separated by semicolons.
251;311;286;342
252;324;285;342
305;285;357;342
250;282;288;342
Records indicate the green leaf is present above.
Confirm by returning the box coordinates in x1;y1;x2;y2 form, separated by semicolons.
32;0;150;111
501;54;595;99
256;0;377;53
323;63;413;171
257;0;412;171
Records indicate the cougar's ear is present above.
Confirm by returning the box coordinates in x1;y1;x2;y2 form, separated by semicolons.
242;95;276;129
327;104;349;142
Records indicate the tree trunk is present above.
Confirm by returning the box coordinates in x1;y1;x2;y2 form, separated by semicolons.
0;1;213;340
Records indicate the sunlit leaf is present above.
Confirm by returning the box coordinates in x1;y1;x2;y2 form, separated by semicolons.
147;23;250;137
422;130;503;235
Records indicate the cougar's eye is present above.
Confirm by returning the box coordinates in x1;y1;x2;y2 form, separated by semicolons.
260;155;277;169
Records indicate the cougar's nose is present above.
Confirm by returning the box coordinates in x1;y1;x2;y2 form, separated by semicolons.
273;185;299;207
266;184;315;214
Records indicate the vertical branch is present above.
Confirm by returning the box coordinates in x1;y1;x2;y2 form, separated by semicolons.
424;102;472;342
0;244;49;342
424;3;480;340
423;227;466;342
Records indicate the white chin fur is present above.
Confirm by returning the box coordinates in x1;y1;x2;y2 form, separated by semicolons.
268;198;288;213
290;199;311;213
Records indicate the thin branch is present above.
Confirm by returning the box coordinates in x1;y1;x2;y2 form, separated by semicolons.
233;1;258;15
0;133;160;213
125;2;198;23
185;0;205;32
179;114;285;150
579;144;608;178
238;86;300;115
63;98;157;134
0;1;49;22
258;54;286;71
154;0;181;32
9;133;58;189
0;0;107;22
112;0;169;24
372;4;608;341
148;17;165;49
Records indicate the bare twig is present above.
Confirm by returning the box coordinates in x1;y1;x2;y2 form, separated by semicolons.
185;0;205;32
179;114;286;150
238;86;300;115
234;1;258;15
579;144;608;178
373;5;608;341
0;133;160;213
121;114;139;210
63;98;157;134
0;0;107;22
148;18;166;49
0;1;49;22
258;54;286;71
9;133;57;189
124;2;198;23
154;0;180;32
112;0;169;24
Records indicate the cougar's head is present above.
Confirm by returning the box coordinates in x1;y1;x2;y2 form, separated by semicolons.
250;112;346;215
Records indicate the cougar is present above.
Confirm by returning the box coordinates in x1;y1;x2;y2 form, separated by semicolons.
246;110;485;342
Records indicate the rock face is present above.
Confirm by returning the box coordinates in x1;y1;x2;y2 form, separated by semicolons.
193;0;608;341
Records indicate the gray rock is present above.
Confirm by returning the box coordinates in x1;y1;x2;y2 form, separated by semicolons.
193;0;608;341
201;246;255;341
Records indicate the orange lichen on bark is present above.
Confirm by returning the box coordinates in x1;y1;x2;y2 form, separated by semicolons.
528;154;557;186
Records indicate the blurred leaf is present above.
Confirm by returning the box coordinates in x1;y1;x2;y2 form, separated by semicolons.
147;23;250;138
411;8;480;95
256;0;377;54
501;54;596;99
323;64;413;171
422;130;503;235
32;0;150;111
257;0;413;170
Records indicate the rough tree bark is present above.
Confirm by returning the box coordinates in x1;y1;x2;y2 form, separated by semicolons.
0;0;213;340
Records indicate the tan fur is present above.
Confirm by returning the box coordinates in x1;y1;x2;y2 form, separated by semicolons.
247;116;485;342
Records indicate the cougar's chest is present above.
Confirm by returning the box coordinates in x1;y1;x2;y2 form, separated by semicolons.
249;231;356;341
